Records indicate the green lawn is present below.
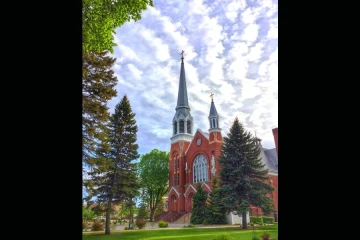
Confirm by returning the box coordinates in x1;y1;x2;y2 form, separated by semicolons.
82;224;278;240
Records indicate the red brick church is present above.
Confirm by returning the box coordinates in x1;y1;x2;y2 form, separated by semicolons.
165;54;278;223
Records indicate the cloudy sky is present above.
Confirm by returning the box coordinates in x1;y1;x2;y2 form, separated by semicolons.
107;0;278;156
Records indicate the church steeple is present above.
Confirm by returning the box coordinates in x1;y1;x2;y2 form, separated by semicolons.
176;50;189;109
171;51;194;142
208;93;221;132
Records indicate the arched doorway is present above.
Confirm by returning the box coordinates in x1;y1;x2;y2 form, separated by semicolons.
173;195;177;211
187;194;194;212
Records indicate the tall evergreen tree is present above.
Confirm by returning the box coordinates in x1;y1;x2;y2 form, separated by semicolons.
205;176;226;224
84;95;140;235
219;117;275;229
82;51;117;169
190;184;208;224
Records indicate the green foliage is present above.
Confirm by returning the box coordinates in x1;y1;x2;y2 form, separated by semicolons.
205;176;226;224
135;219;147;229
84;95;141;235
124;226;128;230
219;117;275;229
83;0;154;53
154;198;165;217
150;222;155;228
92;221;104;231
131;222;137;229
211;233;234;240
262;216;275;224
190;184;208;224
260;232;270;240
250;216;263;224
137;149;169;221
82;51;117;171
137;200;149;220
252;236;260;240
158;221;168;228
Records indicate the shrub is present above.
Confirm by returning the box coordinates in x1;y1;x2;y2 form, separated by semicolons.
252;237;260;240
82;221;87;230
250;216;263;224
202;219;209;224
150;222;155;228
131;222;137;229
158;220;168;228
211;233;233;240
91;221;104;231
136;219;147;229
260;232;270;240
124;226;128;230
262;217;274;224
183;224;196;228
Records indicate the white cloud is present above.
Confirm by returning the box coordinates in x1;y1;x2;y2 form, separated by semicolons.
107;0;278;154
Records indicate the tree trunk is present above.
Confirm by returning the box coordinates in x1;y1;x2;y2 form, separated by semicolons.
149;208;155;222
242;212;247;229
105;198;112;235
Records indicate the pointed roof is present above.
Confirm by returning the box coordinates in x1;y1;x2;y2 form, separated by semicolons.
176;56;189;109
209;99;219;118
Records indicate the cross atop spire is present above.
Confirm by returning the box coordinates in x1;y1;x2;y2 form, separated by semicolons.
180;50;185;59
210;92;214;101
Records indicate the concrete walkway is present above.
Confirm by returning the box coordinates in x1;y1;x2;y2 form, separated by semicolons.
84;222;238;232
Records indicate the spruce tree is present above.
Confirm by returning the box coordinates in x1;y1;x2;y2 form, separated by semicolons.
190;184;208;224
82;51;117;169
219;117;275;229
84;95;140;235
205;176;226;224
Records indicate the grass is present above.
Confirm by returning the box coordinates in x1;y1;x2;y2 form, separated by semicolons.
82;223;278;240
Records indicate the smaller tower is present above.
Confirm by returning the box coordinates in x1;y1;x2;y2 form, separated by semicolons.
254;131;262;147
208;92;221;132
208;93;222;176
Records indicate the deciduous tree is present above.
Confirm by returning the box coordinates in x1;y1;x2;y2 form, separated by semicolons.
137;149;169;221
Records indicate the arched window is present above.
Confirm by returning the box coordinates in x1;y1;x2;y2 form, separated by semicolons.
179;120;185;133
187;120;191;134
193;155;209;183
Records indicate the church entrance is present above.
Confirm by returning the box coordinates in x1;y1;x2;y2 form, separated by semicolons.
173;196;177;211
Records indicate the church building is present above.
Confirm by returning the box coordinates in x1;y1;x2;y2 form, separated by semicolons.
166;53;278;224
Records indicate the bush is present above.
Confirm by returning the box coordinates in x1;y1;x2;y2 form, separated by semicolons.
136;219;147;229
260;232;270;240
250;216;263;224
211;233;233;240
158;220;168;228
131;223;137;229
91;221;104;231
82;221;87;230
183;224;196;228
202;219;209;224
252;237;260;240
124;226;128;230
150;222;155;228
262;217;274;224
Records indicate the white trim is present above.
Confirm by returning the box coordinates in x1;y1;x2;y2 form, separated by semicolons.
170;134;193;144
184;184;197;197
167;186;180;197
201;182;212;192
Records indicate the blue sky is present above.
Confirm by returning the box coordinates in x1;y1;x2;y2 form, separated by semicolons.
107;0;278;156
